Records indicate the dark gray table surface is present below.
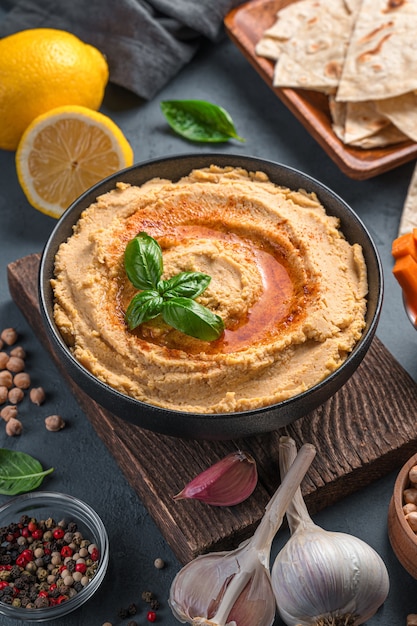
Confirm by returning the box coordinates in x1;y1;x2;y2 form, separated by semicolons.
1;15;417;626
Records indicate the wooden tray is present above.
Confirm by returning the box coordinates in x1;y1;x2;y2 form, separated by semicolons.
8;253;417;564
224;0;417;180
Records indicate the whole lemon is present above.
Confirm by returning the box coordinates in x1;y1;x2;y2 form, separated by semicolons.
0;28;109;151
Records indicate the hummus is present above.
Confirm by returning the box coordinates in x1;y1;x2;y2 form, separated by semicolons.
52;165;368;414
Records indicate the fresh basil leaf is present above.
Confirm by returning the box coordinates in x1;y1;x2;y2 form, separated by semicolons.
162;297;224;341
0;449;54;495
160;100;245;143
160;272;211;299
124;232;163;290
125;290;163;330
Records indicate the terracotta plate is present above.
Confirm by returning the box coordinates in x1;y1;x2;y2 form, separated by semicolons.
224;0;417;180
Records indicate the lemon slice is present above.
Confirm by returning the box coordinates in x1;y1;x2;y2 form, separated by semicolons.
16;105;134;218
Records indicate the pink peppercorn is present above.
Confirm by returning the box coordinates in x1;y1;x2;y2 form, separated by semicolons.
27;521;37;533
60;546;73;558
16;554;27;567
20;549;33;562
90;547;99;561
75;562;87;574
53;528;65;539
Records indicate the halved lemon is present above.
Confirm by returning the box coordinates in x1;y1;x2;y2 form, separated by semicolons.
16;105;134;218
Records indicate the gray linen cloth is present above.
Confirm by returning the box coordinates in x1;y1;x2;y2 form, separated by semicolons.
0;0;244;99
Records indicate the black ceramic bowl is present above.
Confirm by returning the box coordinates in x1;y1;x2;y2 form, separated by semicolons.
39;154;383;440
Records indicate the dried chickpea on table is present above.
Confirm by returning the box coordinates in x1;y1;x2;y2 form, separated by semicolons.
0;327;65;435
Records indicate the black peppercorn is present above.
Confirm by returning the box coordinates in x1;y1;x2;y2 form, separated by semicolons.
142;590;155;603
127;602;137;615
0;555;11;565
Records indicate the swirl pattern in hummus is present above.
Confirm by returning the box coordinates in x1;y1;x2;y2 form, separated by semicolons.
52;166;368;414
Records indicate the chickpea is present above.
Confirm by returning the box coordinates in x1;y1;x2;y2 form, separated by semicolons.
30;387;45;405
403;487;417;505
0;328;18;346
406;511;417;532
6;356;25;373
403;502;417;515
10;346;26;359
409;465;417;485
0;386;8;404
0;352;9;369
0;370;13;389
1;405;18;422
13;372;31;389
45;414;65;431
5;417;23;436
8;387;24;404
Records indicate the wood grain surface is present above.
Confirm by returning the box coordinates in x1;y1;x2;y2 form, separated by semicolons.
7;253;417;564
224;0;417;179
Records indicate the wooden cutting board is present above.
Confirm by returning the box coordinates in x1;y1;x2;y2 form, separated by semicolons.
7;253;417;564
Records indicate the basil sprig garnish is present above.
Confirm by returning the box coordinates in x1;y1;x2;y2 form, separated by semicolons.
160;100;245;143
124;232;225;341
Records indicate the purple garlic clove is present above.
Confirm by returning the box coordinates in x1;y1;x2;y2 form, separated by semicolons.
173;450;258;506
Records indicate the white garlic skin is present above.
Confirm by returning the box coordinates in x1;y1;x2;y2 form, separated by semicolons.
271;525;390;626
169;546;276;626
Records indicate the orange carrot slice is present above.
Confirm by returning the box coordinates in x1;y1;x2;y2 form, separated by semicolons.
393;254;417;316
392;233;417;261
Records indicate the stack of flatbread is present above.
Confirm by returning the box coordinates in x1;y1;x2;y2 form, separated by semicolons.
255;0;417;149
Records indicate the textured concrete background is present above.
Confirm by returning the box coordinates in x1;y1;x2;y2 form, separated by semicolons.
0;5;416;625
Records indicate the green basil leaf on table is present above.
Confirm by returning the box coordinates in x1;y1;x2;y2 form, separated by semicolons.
160;100;245;143
124;231;163;290
0;449;54;495
160;272;211;299
125;291;163;330
162;297;225;341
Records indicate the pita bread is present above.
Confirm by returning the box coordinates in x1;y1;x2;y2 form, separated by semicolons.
349;123;408;148
398;163;417;236
258;0;358;92
273;52;337;92
336;0;417;102
375;92;417;142
330;98;408;147
255;36;283;61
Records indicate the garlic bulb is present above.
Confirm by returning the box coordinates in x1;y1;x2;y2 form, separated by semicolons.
169;442;316;626
173;451;258;506
271;436;390;626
